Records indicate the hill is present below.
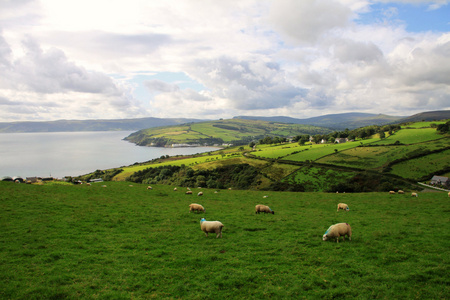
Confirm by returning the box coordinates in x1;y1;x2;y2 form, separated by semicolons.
0;117;205;133
397;110;450;124
234;112;404;130
124;119;332;147
1;110;448;133
79;120;450;193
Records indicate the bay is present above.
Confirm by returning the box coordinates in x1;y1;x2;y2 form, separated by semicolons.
0;131;218;179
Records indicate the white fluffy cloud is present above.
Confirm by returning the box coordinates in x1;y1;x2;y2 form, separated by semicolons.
0;0;449;121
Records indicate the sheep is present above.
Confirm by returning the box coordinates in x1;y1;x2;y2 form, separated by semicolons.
147;186;152;190
189;203;205;213
255;204;274;214
323;223;352;243
186;191;193;195
389;191;396;194
398;190;404;194
263;195;268;198
200;218;224;238
337;203;350;212
448;192;450;197
198;191;203;196
411;192;418;197
174;188;177;191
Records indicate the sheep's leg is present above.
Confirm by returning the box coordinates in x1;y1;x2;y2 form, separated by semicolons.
205;232;208;237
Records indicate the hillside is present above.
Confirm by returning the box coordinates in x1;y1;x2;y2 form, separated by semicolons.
397;110;450;123
124;119;332;147
80;120;450;193
235;112;404;130
0;117;204;133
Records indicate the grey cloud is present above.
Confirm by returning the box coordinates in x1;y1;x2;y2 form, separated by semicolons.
270;0;352;44
189;56;307;110
6;37;121;95
144;80;180;93
396;40;450;87
334;40;383;63
47;30;172;58
144;80;211;102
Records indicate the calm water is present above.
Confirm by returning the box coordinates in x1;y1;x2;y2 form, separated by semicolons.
0;131;218;178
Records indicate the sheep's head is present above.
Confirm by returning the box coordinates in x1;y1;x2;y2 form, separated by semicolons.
271;211;275;214
323;234;328;241
200;218;206;223
346;207;350;211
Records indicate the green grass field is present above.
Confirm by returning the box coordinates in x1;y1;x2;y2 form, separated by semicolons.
372;128;443;145
1;181;449;299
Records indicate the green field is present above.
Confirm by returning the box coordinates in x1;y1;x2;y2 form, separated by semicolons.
125;119;332;147
1;182;449;299
389;149;450;180
372;128;443;145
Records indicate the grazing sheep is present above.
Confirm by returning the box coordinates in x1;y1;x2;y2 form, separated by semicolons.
337;203;350;212
263;195;268;198
448;192;450;197
411;192;418;197
189;203;205;213
200;218;224;238
389;191;396;194
186;191;193;195
147;186;152;190
398;190;404;194
174;188;177;191
323;223;352;243
255;204;274;214
198;191;203;196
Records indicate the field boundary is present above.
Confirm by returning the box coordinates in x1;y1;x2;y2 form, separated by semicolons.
417;182;450;192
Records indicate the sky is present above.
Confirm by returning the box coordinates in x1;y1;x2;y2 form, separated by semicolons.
0;0;449;122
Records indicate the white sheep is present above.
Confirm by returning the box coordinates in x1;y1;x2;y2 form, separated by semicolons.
186;191;193;195
337;203;349;211
147;186;152;190
389;191;395;194
411;192;418;197
448;192;450;198
189;203;205;213
174;188;177;191
197;191;203;196
255;204;274;214
398;190;404;194
323;223;352;243
200;218;224;238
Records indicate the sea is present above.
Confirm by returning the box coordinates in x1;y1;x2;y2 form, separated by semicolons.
0;131;218;179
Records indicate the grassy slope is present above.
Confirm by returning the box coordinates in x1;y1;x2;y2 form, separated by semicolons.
100;121;449;189
1;181;448;299
125;119;332;146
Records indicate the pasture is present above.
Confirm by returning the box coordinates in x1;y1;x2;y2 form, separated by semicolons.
1;181;448;299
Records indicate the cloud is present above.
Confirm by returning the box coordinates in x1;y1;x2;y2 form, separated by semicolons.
269;0;353;44
1;0;450;121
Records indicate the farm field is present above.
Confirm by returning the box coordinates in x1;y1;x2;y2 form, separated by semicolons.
316;139;450;171
389;149;450;180
371;128;443;145
1;181;448;299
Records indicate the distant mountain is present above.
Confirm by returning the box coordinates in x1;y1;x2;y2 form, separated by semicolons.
0;117;205;133
397;110;450;124
2;110;448;133
234;113;404;130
